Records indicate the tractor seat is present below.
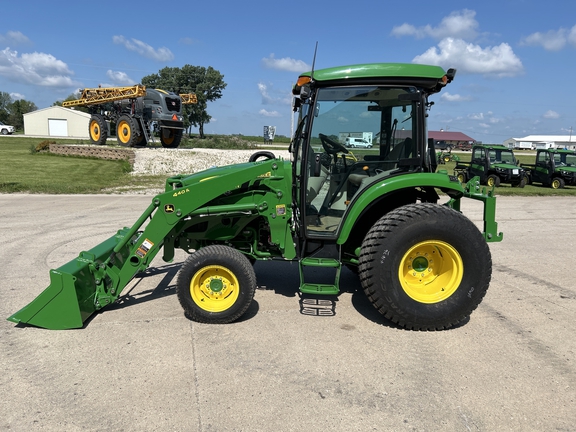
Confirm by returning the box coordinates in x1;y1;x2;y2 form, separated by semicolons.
348;173;368;186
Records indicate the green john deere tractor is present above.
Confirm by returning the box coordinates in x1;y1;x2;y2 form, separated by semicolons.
8;63;503;331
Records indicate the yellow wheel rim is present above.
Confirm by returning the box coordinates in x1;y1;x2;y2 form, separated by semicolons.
552;179;560;189
90;120;101;141
118;120;131;144
487;177;495;186
457;174;465;183
162;129;175;145
190;265;240;312
399;240;463;304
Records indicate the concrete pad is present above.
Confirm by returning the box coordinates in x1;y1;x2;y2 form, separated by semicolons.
1;195;575;431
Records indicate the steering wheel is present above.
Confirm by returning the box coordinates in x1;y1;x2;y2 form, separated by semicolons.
248;151;276;162
319;133;348;155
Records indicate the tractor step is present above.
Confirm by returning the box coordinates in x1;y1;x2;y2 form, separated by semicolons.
300;283;339;295
298;257;341;295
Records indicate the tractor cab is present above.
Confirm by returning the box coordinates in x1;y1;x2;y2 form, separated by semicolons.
290;65;448;241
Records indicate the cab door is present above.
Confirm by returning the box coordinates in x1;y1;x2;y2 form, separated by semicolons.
470;147;487;181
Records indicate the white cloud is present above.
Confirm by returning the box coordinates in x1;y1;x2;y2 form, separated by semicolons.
0;48;78;87
392;9;479;40
440;92;471;102
521;29;568;51
261;54;310;72
258;82;273;104
257;82;291;106
469;112;484;120
569;26;576;46
112;35;174;62
106;70;136;86
10;92;25;100
179;37;198;45
413;38;523;77
521;25;576;51
259;109;281;117
543;110;560;119
0;31;30;45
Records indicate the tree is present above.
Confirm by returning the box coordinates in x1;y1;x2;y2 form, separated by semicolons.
141;65;226;138
7;99;37;130
0;91;12;123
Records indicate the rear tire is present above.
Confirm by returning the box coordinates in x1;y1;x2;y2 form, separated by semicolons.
116;115;140;147
456;171;468;184
358;203;492;330
160;128;183;148
89;114;108;145
176;245;256;324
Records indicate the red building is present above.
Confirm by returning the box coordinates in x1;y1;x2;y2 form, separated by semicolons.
429;130;476;150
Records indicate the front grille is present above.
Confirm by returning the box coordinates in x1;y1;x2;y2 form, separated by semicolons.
165;97;181;112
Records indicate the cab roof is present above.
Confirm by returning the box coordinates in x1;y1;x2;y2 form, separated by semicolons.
296;63;454;94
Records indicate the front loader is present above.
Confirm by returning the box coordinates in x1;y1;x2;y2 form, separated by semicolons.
9;63;503;331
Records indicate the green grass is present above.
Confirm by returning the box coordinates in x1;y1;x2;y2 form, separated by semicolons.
1;136;574;195
0;137;164;194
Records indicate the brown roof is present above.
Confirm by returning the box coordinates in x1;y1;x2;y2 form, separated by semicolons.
428;131;475;142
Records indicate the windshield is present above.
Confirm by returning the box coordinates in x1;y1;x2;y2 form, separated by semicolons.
308;86;417;156
556;153;576;167
489;149;516;164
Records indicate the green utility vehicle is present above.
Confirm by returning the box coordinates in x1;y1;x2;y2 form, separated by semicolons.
437;149;460;164
521;148;576;189
8;63;502;331
454;144;525;187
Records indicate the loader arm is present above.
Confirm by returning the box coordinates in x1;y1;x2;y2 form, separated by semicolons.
8;158;294;329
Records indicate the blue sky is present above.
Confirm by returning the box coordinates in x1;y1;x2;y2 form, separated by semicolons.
1;0;575;143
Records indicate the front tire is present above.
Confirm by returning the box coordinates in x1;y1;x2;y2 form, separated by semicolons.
486;174;500;187
551;177;565;189
358;203;492;330
176;245;257;324
160;128;183;148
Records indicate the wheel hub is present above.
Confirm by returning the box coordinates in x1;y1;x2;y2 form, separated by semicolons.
191;265;240;312
399;240;463;304
208;278;224;293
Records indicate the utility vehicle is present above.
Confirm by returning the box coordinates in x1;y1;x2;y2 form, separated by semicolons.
522;148;576;189
454;144;525;187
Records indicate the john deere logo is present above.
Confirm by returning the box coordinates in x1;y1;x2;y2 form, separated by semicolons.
165;204;175;213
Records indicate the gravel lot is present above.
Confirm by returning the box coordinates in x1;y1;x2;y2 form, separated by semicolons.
131;147;291;176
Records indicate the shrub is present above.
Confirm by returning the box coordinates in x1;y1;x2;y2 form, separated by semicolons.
35;140;56;152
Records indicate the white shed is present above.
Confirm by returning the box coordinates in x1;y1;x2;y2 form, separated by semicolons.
504;135;576;151
23;106;90;138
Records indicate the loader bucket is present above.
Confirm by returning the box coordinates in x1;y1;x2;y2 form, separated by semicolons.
8;232;124;330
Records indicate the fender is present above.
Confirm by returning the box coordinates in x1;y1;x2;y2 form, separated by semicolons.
337;172;465;245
